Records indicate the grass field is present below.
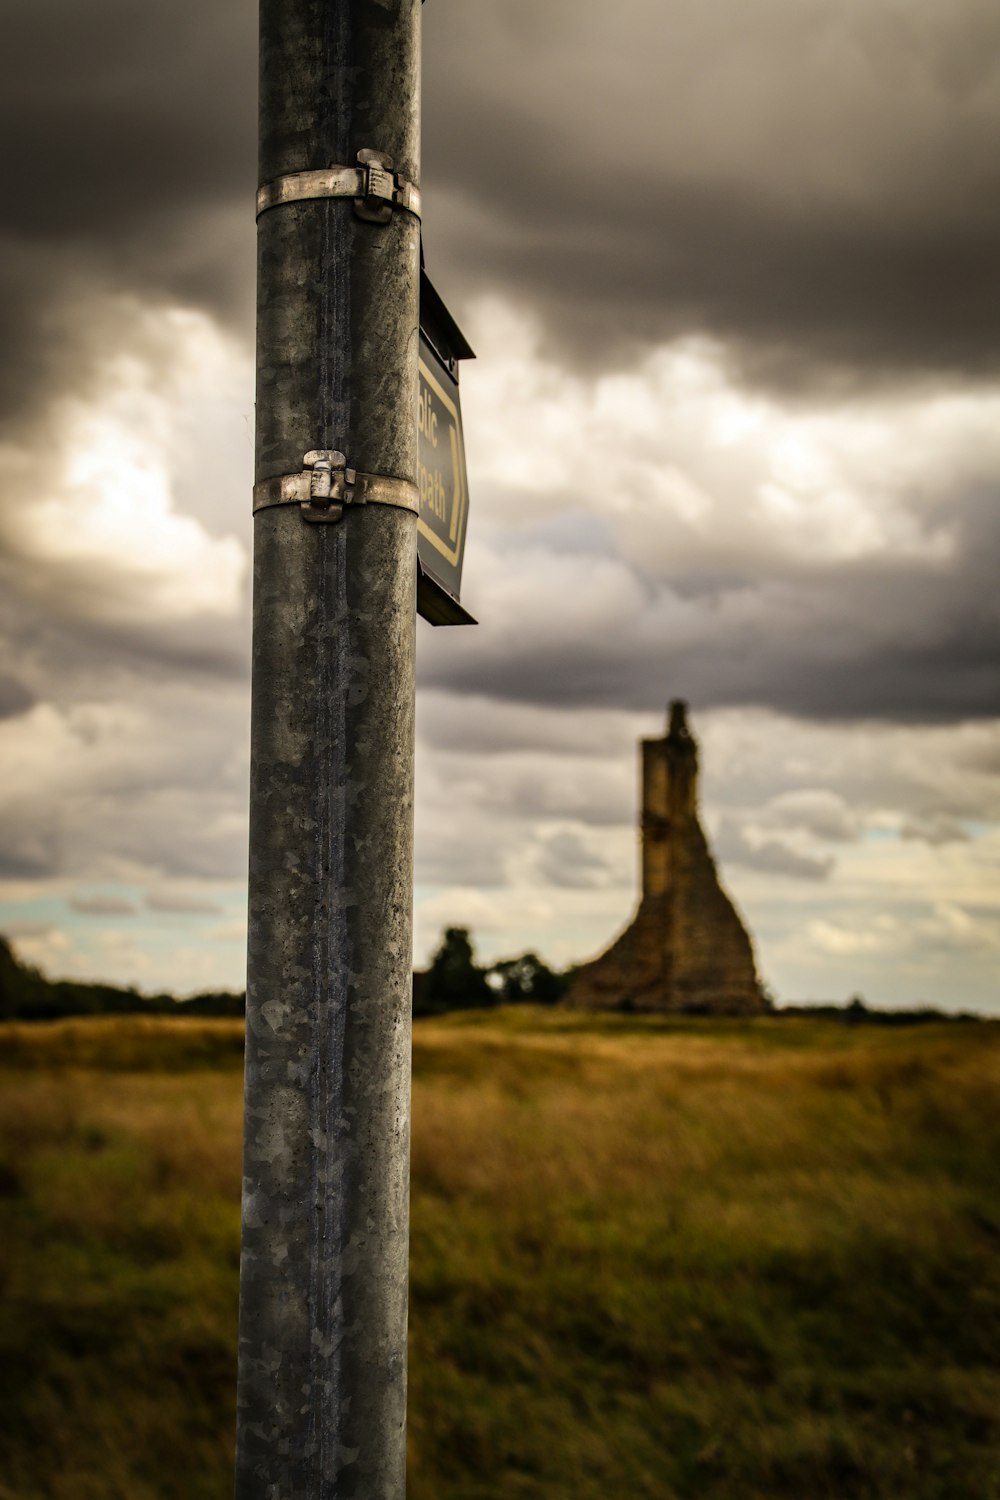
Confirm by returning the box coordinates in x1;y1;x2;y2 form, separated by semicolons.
1;1010;998;1498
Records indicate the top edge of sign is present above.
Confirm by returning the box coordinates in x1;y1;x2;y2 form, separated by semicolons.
420;268;475;367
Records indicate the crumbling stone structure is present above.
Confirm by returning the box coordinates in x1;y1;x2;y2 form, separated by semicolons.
567;701;767;1015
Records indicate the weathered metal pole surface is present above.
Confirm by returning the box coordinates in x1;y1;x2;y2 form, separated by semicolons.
235;0;420;1495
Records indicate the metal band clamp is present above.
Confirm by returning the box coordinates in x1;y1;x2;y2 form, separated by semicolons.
256;149;421;224
253;451;419;524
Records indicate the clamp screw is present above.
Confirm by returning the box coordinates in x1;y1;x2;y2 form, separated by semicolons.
356;149;397;224
310;456;334;500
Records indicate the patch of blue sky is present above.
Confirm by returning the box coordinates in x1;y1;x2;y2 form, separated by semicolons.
0;894;75;931
960;820;995;840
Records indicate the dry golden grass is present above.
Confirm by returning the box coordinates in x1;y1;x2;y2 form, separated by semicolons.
0;1028;243;1500
409;1013;1000;1499
1;1009;998;1499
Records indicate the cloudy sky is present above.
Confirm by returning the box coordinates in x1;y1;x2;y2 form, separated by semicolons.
1;0;999;1011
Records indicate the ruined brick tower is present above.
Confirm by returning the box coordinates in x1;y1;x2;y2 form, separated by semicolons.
567;701;767;1014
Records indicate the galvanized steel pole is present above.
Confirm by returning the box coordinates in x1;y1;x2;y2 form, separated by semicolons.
235;1;420;1495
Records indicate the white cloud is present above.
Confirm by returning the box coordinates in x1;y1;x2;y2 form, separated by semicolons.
209;919;247;945
0;300;248;628
458;298;1000;582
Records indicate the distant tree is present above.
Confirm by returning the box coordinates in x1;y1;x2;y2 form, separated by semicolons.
846;994;869;1022
0;936;48;1019
0;936;23;1019
417;927;493;1016
485;952;566;1005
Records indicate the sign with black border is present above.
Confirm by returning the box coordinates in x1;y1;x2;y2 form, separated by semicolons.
417;270;475;626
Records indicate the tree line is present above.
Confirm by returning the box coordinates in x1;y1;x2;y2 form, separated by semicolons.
0;929;569;1023
0;936;245;1022
1;930;977;1025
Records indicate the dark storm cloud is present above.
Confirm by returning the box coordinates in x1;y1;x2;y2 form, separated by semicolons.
423;0;1000;388
715;817;834;882
0;0;255;428
900;815;971;846
2;0;998;439
421;573;1000;725
419;481;1000;726
428;184;1000;390
0;2;254;237
534;830;612;890
0;821;59;879
0;0;995;736
0;674;35;720
0;565;250;700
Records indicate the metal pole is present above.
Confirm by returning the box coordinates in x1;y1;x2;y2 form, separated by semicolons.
235;1;420;1495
